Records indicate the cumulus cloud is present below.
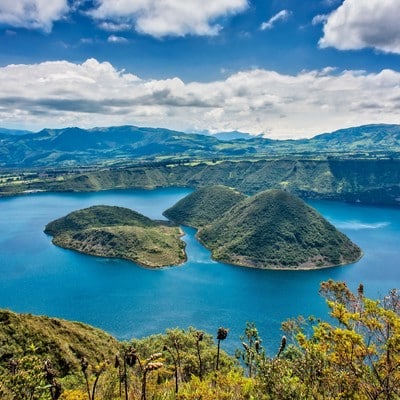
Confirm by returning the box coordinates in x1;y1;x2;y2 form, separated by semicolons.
260;9;291;31
319;0;400;54
0;0;69;31
1;58;400;138
89;0;248;38
107;34;128;43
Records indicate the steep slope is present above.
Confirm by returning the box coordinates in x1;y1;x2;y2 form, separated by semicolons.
2;157;399;206
45;205;186;267
0;309;120;377
163;185;246;227
168;188;361;269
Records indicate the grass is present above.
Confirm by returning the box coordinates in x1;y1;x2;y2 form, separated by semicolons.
0;309;120;378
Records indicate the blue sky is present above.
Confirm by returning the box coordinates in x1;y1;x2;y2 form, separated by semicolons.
0;0;399;138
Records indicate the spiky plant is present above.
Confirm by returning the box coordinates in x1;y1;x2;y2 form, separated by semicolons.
195;330;204;379
141;353;163;400
276;336;287;358
215;327;228;371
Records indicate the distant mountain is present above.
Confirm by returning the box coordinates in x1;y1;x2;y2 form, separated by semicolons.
0;128;33;136
0;125;223;167
45;205;186;267
310;124;400;151
212;131;255;141
0;123;400;167
166;187;362;269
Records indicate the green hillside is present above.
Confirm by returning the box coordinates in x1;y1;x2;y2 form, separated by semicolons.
311;124;400;150
3;157;399;207
167;188;361;269
0;309;236;400
0;309;119;378
163;185;246;227
45;205;186;268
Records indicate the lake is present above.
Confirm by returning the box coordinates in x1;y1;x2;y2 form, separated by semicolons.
1;188;399;353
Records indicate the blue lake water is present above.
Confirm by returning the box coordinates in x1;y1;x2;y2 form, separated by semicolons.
1;188;400;353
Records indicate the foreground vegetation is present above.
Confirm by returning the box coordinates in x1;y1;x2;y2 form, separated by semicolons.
166;186;362;269
45;206;186;268
1;280;399;399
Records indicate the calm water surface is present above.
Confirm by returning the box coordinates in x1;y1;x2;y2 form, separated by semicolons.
1;188;399;353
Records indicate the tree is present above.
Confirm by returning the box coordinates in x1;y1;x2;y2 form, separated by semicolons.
282;280;400;399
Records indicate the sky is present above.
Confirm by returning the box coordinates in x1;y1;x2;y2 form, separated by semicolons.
0;0;399;138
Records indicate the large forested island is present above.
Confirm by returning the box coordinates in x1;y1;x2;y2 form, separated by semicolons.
44;205;186;268
165;186;362;269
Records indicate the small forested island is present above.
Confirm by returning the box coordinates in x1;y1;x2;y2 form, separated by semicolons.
164;186;362;269
44;205;186;268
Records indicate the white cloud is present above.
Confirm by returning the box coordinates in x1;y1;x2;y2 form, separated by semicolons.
260;9;291;31
312;14;327;26
0;0;69;31
319;0;400;54
89;0;248;38
107;35;128;43
99;21;132;32
80;38;94;44
1;59;400;138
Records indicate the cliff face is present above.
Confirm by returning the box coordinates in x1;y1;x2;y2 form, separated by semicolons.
36;158;400;206
1;157;399;207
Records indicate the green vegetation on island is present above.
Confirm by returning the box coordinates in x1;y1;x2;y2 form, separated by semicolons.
166;186;362;269
163;185;246;227
1;281;399;400
44;205;186;268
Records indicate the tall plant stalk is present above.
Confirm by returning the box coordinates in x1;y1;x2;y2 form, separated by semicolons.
215;327;228;371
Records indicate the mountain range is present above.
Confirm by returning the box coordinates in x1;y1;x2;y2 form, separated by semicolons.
1;124;399;167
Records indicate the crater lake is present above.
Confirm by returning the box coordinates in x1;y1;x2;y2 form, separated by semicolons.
1;188;399;353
